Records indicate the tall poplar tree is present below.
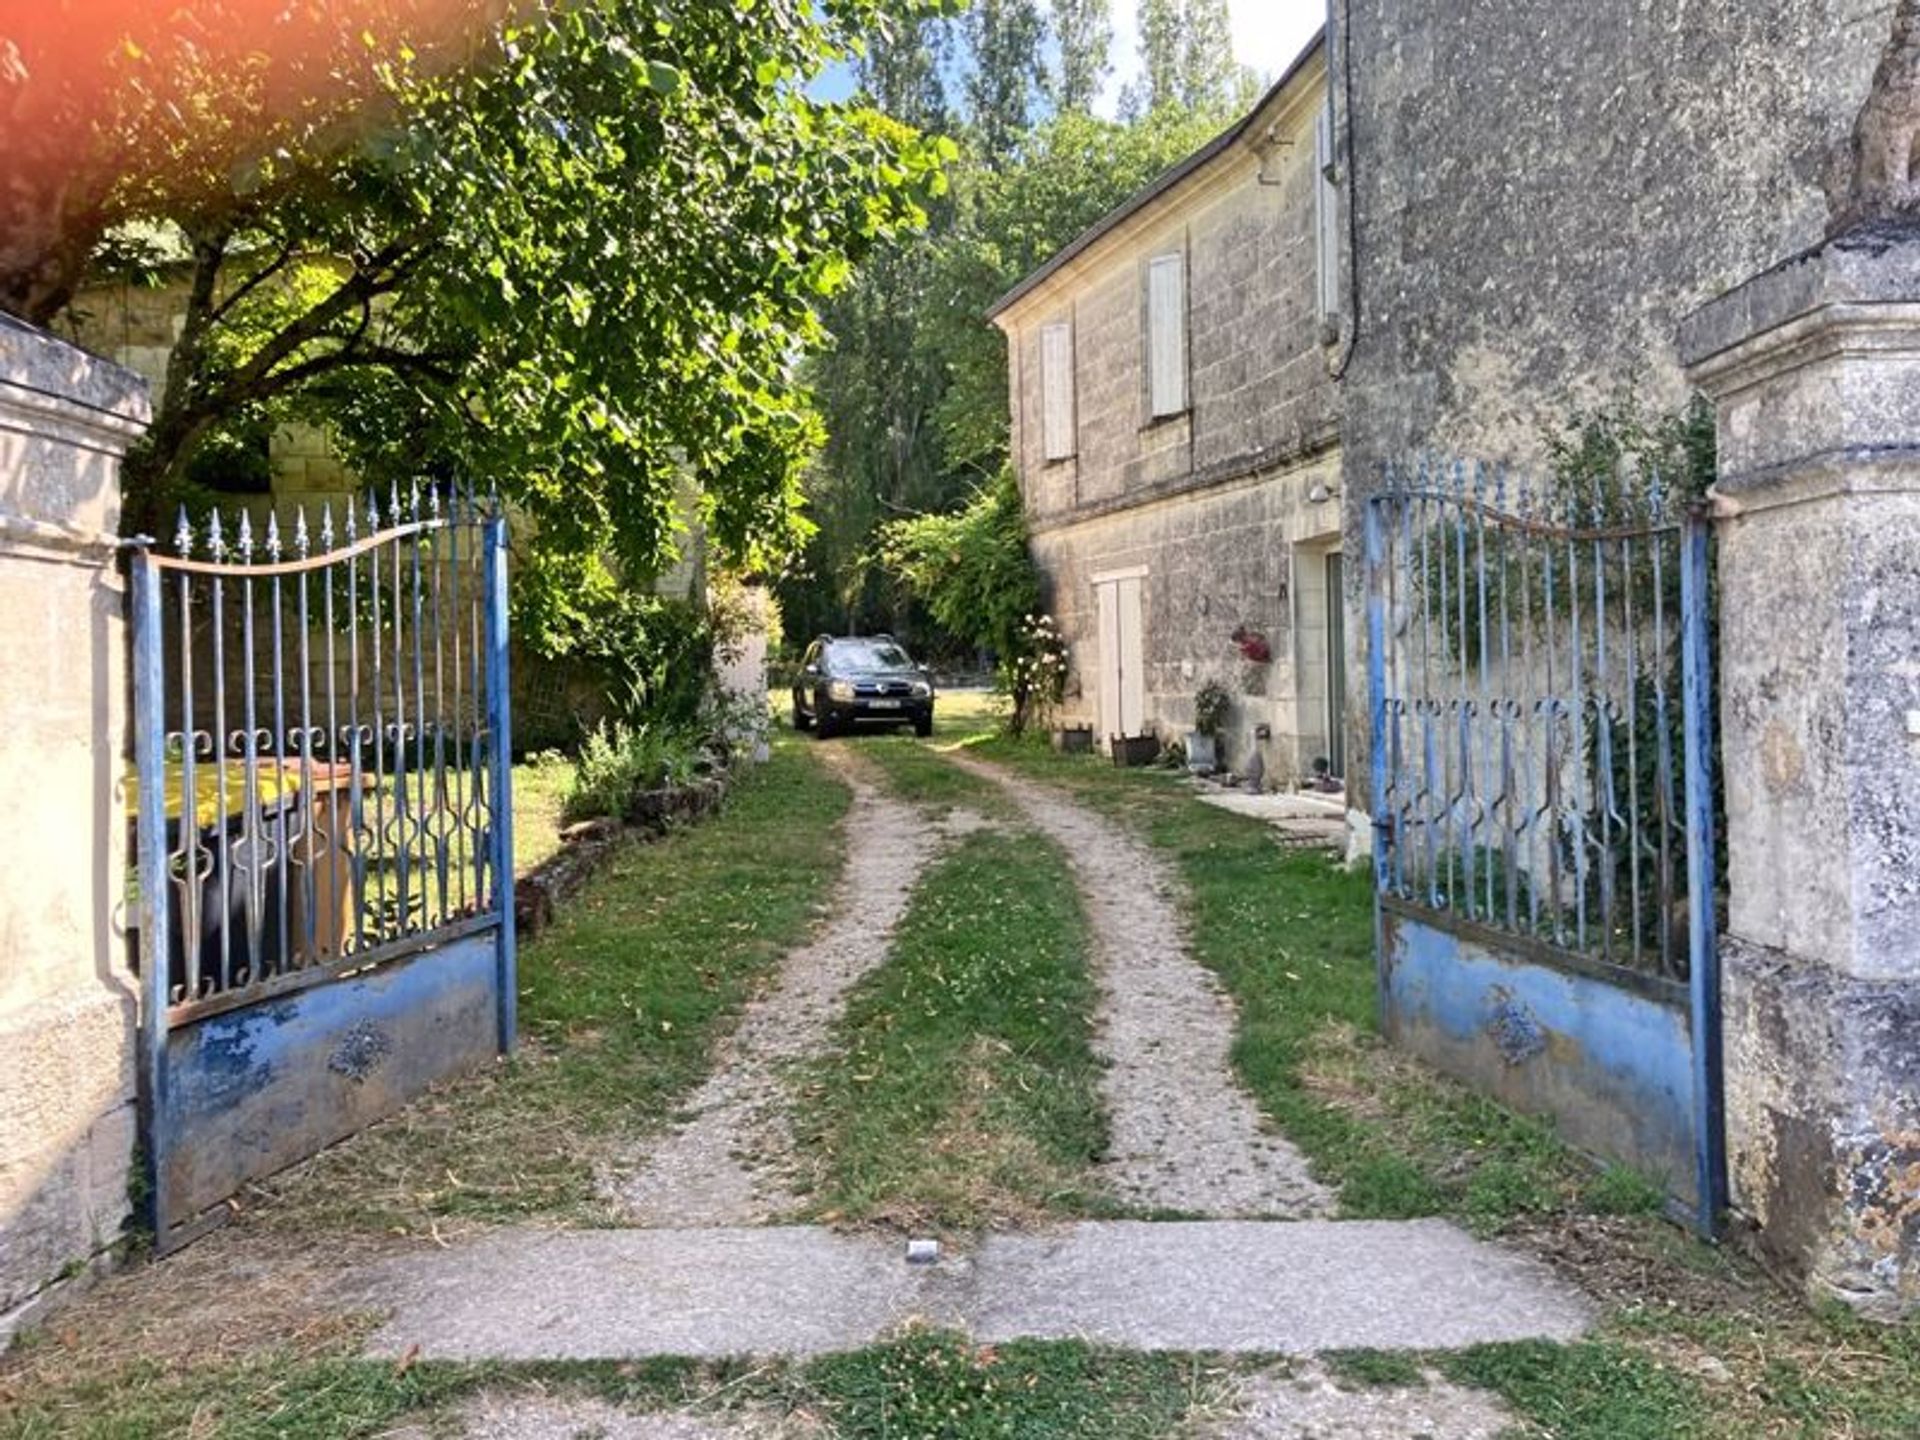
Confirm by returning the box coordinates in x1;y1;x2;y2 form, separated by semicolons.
1049;0;1112;114
963;0;1049;166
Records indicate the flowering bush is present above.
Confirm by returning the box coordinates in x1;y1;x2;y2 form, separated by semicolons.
1007;612;1069;736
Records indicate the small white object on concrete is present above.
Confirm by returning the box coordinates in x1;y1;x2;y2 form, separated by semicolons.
1906;709;1920;738
905;1238;940;1266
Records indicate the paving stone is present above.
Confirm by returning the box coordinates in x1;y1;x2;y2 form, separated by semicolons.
968;1220;1589;1352
354;1220;1588;1362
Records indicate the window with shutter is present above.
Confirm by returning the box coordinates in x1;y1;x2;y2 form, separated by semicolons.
1315;99;1341;325
1040;321;1075;461
1146;252;1187;419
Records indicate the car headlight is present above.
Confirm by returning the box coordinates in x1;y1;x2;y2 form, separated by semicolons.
829;679;855;702
910;681;932;699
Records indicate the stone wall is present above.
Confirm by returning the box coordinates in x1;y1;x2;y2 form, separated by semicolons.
1031;452;1343;783
997;52;1345;780
1681;225;1920;1317
1337;0;1891;484
0;318;148;1339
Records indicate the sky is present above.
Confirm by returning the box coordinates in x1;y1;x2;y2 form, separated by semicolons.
811;1;1327;115
1097;0;1326;116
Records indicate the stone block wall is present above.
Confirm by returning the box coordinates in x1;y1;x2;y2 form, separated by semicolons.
0;318;148;1339
1334;0;1896;813
1681;228;1920;1316
1337;0;1890;483
1006;62;1338;530
1032;451;1344;785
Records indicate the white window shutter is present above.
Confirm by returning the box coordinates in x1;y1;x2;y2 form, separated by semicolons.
1041;322;1074;461
1147;253;1187;418
1315;100;1341;324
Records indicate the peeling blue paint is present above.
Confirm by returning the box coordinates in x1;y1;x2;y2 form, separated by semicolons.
1382;908;1701;1207
1485;989;1547;1065
328;1021;394;1082
161;934;499;1221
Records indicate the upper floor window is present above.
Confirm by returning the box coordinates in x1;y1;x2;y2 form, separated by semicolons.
1040;320;1076;461
1146;251;1188;419
1315;96;1341;327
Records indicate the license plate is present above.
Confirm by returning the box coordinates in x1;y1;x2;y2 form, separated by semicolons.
868;699;903;710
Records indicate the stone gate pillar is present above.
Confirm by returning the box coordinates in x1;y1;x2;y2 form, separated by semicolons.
0;317;149;1338
1680;223;1920;1319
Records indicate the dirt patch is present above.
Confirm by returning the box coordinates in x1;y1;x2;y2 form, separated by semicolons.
950;756;1332;1220
0;1225;392;1400
609;749;962;1225
390;1391;821;1439
1192;1362;1514;1439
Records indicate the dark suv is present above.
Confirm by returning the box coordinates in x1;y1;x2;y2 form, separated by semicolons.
792;635;935;738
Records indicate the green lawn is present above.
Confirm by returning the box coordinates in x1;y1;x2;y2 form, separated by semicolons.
902;717;1920;1440
952;726;1612;1228
793;828;1107;1230
0;1334;1214;1440
511;751;573;874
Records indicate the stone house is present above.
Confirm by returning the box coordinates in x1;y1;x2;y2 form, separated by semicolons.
990;36;1347;786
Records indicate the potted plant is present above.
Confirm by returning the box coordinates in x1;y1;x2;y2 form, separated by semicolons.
1187;680;1231;773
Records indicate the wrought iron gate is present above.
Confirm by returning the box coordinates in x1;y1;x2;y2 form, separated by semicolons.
130;485;515;1251
1365;464;1724;1230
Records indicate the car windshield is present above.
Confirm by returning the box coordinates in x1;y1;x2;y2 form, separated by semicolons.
830;640;914;671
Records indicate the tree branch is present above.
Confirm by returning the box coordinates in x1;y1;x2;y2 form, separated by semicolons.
207;237;300;324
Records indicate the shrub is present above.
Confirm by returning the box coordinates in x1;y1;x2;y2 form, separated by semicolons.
562;721;703;823
880;469;1057;733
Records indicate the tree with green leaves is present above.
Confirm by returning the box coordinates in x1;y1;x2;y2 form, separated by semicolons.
1133;0;1182;115
879;468;1046;728
1048;0;1113;114
1123;0;1250;117
1176;0;1241;110
34;0;951;654
788;96;1226;646
0;0;496;324
962;0;1049;166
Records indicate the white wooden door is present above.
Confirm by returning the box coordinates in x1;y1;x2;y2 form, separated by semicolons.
1095;574;1146;743
1096;581;1122;742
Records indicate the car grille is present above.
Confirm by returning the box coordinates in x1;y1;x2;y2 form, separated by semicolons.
855;680;915;697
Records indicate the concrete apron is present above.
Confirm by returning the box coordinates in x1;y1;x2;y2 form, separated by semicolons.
350;1219;1589;1361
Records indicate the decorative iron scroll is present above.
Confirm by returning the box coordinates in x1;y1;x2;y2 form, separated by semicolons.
1367;462;1711;981
137;484;504;1022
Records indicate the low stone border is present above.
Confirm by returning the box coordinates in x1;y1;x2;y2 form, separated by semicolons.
514;772;731;938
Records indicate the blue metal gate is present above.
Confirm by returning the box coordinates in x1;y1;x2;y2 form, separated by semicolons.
1365;464;1724;1230
130;485;515;1251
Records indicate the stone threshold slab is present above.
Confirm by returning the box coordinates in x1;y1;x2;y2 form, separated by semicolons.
354;1219;1590;1361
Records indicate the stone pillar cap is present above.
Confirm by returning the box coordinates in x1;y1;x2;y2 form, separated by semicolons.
1679;220;1920;371
0;313;150;428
